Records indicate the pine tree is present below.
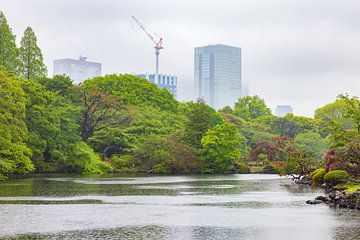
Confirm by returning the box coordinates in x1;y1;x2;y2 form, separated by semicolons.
0;11;18;73
18;26;47;79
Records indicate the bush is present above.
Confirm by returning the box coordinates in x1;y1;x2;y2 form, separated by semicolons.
263;164;279;174
111;155;137;173
310;168;326;184
153;163;170;174
324;170;349;185
65;142;113;174
236;163;250;174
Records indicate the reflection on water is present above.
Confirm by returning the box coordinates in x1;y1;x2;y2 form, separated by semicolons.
0;174;359;240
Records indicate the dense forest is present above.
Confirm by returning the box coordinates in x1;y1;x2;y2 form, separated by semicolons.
0;11;359;192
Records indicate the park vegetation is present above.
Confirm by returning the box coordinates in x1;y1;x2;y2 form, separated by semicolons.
0;11;359;192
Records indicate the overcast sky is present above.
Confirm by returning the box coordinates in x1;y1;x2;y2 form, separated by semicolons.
2;0;360;116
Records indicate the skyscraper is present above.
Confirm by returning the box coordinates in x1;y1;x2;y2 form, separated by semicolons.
53;56;101;84
194;44;241;109
136;73;177;99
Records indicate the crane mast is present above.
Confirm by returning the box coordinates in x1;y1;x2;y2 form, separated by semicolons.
132;16;163;74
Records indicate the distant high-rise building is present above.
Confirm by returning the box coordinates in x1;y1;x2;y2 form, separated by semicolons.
53;56;101;84
136;73;177;98
275;105;293;117
194;44;241;109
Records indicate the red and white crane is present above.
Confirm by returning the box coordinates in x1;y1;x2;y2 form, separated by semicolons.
131;16;163;74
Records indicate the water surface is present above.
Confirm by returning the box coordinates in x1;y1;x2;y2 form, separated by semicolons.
0;174;359;239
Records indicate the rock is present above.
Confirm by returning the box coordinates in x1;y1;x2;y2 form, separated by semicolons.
315;195;330;202
306;199;322;205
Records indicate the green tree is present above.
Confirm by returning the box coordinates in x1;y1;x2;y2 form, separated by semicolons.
0;71;33;179
270;114;316;137
18;27;47;79
234;95;271;121
184;98;223;148
339;94;360;134
36;75;73;97
293;131;328;161
200;123;242;173
283;149;318;180
134;135;199;174
0;12;18;73
19;78;80;170
84;74;178;112
75;85;125;142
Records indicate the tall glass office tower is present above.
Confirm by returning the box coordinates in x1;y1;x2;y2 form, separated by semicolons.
194;44;241;109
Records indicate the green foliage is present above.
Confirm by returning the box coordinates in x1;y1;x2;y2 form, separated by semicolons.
270;114;317;137
283;149;318;176
310;168;326;184
332;136;360;177
134;135;199;174
65;142;112;174
263;164;279;174
125;105;186;144
19;78;80;166
36;75;74;97
75;85;125;142
293;131;328;161
18;27;47;79
110;155;136;173
84;74;178;111
314;99;351;133
184;98;223;148
88;127;134;157
0;12;18;73
200;123;242;173
338;94;360;133
234;95;271;121
324;170;349;185
0;71;34;179
236;163;250;174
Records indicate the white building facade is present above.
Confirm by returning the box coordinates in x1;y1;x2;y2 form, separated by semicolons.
136;73;177;99
53;56;102;84
194;44;242;109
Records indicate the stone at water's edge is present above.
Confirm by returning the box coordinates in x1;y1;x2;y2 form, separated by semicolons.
307;190;360;210
306;199;322;205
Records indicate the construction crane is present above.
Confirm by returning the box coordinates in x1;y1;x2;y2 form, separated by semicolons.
131;16;163;74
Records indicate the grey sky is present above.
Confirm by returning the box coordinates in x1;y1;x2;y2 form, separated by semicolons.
2;0;360;116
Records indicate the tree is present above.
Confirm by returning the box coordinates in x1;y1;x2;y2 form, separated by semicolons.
332;136;360;177
88;127;134;158
0;12;18;73
76;85;126;142
134;135;199;174
283;149;318;180
200;123;242;173
0;71;33;179
270;114;316;137
314;99;349;127
234;95;271;121
184;98;223;148
19;78;80;168
84;74;178;112
293;131;328;161
339;94;360;134
36;75;74;97
18;27;47;79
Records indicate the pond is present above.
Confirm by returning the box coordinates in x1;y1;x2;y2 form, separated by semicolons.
0;174;359;240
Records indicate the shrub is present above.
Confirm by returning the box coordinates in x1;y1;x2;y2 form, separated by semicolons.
153;163;170;174
310;168;326;184
324;170;349;185
236;163;250;174
263;164;279;174
111;155;137;173
65;142;113;174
